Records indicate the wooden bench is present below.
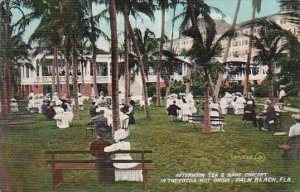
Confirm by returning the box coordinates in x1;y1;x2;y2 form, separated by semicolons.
0;117;36;128
278;135;300;159
45;150;154;189
187;115;225;131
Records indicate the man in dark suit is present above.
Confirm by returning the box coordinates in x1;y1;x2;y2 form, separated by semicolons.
89;101;98;117
92;110;111;136
167;100;181;118
90;135;113;182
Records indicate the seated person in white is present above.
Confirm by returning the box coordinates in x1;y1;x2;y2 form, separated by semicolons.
52;92;59;101
104;129;143;182
279;88;286;103
27;97;35;113
11;98;19;113
53;100;70;129
78;93;84;110
181;98;192;122
165;96;173;109
210;103;223;132
37;94;44;113
234;96;246;115
288;114;300;137
219;97;228;114
186;93;197;114
120;111;129;131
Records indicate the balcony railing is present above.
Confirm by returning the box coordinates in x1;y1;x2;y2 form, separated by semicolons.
22;75;109;84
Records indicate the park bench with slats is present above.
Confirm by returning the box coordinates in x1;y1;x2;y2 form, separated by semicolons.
0;113;36;128
45;150;154;189
278;135;300;159
187;115;225;131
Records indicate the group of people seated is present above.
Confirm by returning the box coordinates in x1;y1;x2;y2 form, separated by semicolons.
243;99;283;131
90;98;136;137
42;98;74;129
26;92;79;129
166;93;197;121
219;92;253;115
27;93;44;113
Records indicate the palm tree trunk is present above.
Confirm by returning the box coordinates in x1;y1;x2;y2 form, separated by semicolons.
88;0;98;97
165;79;171;97
214;0;241;102
157;5;166;106
64;55;70;98
109;0;121;131
203;70;211;133
2;1;11;115
92;48;98;97
71;41;80;119
124;3;130;104
54;46;60;98
51;47;56;97
243;7;256;96
170;3;177;51
185;66;192;94
268;64;275;103
127;17;150;118
2;62;10;115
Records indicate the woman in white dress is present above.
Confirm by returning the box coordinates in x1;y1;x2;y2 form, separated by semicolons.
104;129;143;182
53;100;69;129
181;98;191;122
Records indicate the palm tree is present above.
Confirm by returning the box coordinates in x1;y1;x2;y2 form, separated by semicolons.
0;0;22;115
133;28;159;74
0;2;31;116
115;0;156;118
250;19;298;102
169;0;179;52
243;0;262;97
0;0;12;115
214;0;242;102
86;1;109;98
184;0;233;133
123;2;131;104
109;0;121;130
87;0;99;98
29;17;62;98
19;0;65;98
156;0;169;106
51;0;91;119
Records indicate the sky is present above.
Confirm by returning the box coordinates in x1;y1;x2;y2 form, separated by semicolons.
12;0;280;51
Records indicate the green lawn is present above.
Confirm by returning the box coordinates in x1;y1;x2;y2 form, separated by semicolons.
1;102;299;192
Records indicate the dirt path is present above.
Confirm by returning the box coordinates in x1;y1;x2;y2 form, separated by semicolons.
0;129;10;192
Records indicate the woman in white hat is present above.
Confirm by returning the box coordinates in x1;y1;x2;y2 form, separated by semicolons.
104;129;143;181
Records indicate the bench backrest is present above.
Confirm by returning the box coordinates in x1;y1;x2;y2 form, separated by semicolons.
285;135;300;148
45;150;153;170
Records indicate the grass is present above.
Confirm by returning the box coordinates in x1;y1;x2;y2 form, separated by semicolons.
1;101;299;192
285;97;300;109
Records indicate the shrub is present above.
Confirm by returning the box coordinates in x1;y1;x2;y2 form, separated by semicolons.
190;81;205;96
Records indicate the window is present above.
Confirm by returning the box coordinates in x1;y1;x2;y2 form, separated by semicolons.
36;65;40;76
26;67;30;78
